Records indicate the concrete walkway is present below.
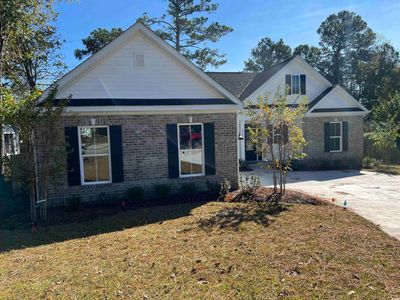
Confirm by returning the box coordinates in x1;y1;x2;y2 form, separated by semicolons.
243;167;400;240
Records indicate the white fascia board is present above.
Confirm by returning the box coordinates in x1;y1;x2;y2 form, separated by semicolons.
333;85;369;112
305;111;368;117
64;105;239;115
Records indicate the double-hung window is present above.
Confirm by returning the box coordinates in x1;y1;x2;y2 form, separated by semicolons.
291;75;300;94
178;124;204;177
329;122;342;152
273;128;282;144
79;126;112;184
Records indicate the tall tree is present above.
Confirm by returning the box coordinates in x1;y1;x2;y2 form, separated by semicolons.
293;44;322;72
138;0;233;70
74;28;123;60
317;10;376;95
5;21;65;93
244;37;292;71
358;43;400;109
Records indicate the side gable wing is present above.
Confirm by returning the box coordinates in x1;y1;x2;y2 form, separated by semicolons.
306;86;368;116
241;55;332;105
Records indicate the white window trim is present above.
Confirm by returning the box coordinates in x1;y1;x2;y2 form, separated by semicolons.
329;121;343;152
177;123;205;178
291;74;301;95
78;125;112;185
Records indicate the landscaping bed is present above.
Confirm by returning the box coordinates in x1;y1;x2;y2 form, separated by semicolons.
226;186;327;205
1;188;400;299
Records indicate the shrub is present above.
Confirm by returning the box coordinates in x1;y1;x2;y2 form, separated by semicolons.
362;156;378;168
181;182;197;197
153;184;171;199
68;195;81;211
239;175;261;199
239;159;246;171
95;192;119;207
206;179;220;196
127;187;145;204
219;178;231;201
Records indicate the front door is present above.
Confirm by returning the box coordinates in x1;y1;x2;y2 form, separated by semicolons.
245;126;261;161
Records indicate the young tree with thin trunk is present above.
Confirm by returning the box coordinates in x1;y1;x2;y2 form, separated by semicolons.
244;88;307;195
0;86;68;221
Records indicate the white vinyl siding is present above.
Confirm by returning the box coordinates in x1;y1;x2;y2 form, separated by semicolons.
78;126;112;185
56;33;224;100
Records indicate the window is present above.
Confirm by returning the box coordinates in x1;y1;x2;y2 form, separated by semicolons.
273;128;282;144
4;133;13;154
329;122;342;152
291;75;300;94
178;124;204;177
79;126;111;184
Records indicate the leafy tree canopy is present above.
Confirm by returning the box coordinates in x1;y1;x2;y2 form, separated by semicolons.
74;28;124;60
292;44;322;71
244;37;292;71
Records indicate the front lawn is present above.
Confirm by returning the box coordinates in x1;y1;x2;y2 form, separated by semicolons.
1;197;399;299
363;163;400;175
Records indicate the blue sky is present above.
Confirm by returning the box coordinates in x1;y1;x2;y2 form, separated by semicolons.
55;0;400;72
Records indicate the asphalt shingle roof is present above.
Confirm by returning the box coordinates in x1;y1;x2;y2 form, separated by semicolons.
207;56;296;101
207;72;258;99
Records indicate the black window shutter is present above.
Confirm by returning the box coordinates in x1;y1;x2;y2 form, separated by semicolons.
204;123;216;175
342;122;348;151
65;127;81;186
324;122;330;152
285;74;292;95
110;125;124;183
300;74;306;95
167;124;179;178
283;125;289;144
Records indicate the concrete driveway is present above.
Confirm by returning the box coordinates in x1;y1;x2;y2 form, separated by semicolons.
244;167;400;240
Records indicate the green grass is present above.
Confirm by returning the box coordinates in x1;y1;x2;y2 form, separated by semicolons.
0;200;399;299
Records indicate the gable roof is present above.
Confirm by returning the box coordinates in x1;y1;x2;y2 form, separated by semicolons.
40;22;243;108
239;56;296;100
206;56;296;101
207;72;258;98
308;85;337;110
307;85;368;115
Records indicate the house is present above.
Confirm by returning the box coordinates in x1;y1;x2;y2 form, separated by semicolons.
208;55;369;169
38;22;242;204
38;21;368;205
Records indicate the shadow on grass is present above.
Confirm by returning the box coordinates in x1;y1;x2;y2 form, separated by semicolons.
198;201;287;231
0;201;206;253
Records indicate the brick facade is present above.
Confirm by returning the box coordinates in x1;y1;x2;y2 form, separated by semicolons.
41;112;238;206
299;115;364;169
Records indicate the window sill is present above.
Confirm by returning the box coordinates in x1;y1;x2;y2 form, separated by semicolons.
179;173;205;179
81;181;112;186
